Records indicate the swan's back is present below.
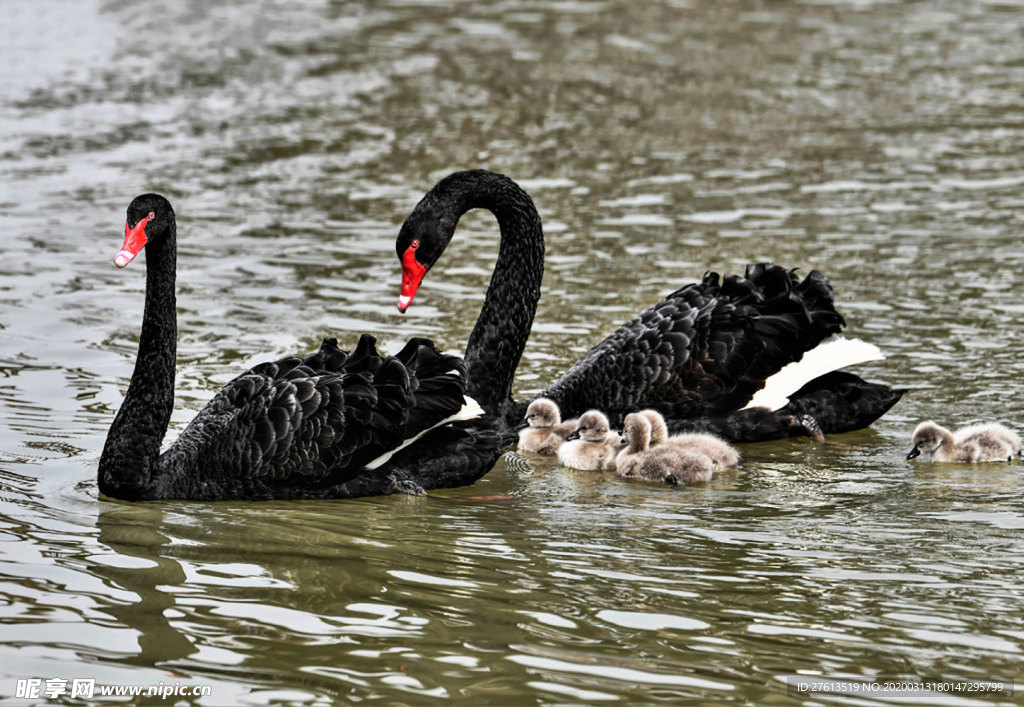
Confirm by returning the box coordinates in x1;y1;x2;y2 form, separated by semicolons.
640;408;739;469
557;441;615;470
519;423;578;455
156;335;472;498
955;423;1021;448
539;265;844;424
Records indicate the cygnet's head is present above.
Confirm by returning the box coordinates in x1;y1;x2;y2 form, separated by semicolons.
518;398;560;430
908;421;945;460
639;409;668;446
567;410;611;442
623;413;653;451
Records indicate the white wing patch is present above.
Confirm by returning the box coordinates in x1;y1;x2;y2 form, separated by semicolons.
362;395;485;470
742;336;884;412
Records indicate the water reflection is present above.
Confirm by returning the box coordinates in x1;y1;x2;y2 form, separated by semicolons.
93;506;195;667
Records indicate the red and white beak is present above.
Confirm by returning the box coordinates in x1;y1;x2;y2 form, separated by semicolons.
398;244;427;313
114;214;153;268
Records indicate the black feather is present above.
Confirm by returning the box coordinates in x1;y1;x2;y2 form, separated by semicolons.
538;264;893;438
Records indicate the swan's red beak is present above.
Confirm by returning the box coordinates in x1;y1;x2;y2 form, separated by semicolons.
114;215;152;268
398;245;427;313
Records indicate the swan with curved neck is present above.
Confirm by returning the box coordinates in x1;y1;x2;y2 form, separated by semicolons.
396;169;904;442
100;194;491;501
397;170;543;423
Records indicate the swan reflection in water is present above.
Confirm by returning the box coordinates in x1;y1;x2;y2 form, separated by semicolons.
93;506;196;667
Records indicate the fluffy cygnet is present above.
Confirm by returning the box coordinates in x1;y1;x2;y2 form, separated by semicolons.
616;413;713;485
908;421;1022;463
516;398;578;455
557;410;618;470
640;409;740;469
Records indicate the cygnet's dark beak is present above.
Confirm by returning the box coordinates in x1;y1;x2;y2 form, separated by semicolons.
797;414;826;444
514;420;529;431
906;446;921;460
566;430;581;441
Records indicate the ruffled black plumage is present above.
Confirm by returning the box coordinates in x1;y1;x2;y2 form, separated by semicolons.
662;371;906;443
108;332;475;500
539;265;845;426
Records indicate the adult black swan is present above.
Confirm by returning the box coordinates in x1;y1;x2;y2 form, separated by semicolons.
395;169;903;441
99;194;501;501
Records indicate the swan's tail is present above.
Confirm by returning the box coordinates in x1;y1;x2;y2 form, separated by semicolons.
742;336;884;412
450;395;485;422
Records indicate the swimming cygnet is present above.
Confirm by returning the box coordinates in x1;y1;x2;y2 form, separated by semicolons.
557;410;618;470
516;398;578;455
907;420;1022;463
616;413;713;485
640;409;740;470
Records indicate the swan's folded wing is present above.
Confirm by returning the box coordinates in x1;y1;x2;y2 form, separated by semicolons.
696;266;844;412
165;335;472;490
393;337;469;434
538;290;706;422
168;362;350;484
307;336;467;484
538;265;845;424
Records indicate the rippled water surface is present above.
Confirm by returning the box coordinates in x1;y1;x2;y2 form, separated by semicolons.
3;0;1024;703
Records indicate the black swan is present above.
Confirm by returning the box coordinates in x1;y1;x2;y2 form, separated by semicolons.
99;194;503;501
395;169;904;442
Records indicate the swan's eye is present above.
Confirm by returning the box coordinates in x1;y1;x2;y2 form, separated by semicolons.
147;211;155;220
411;240;420;249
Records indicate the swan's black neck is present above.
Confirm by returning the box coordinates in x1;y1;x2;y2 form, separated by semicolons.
436;171;544;420
98;230;177;500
